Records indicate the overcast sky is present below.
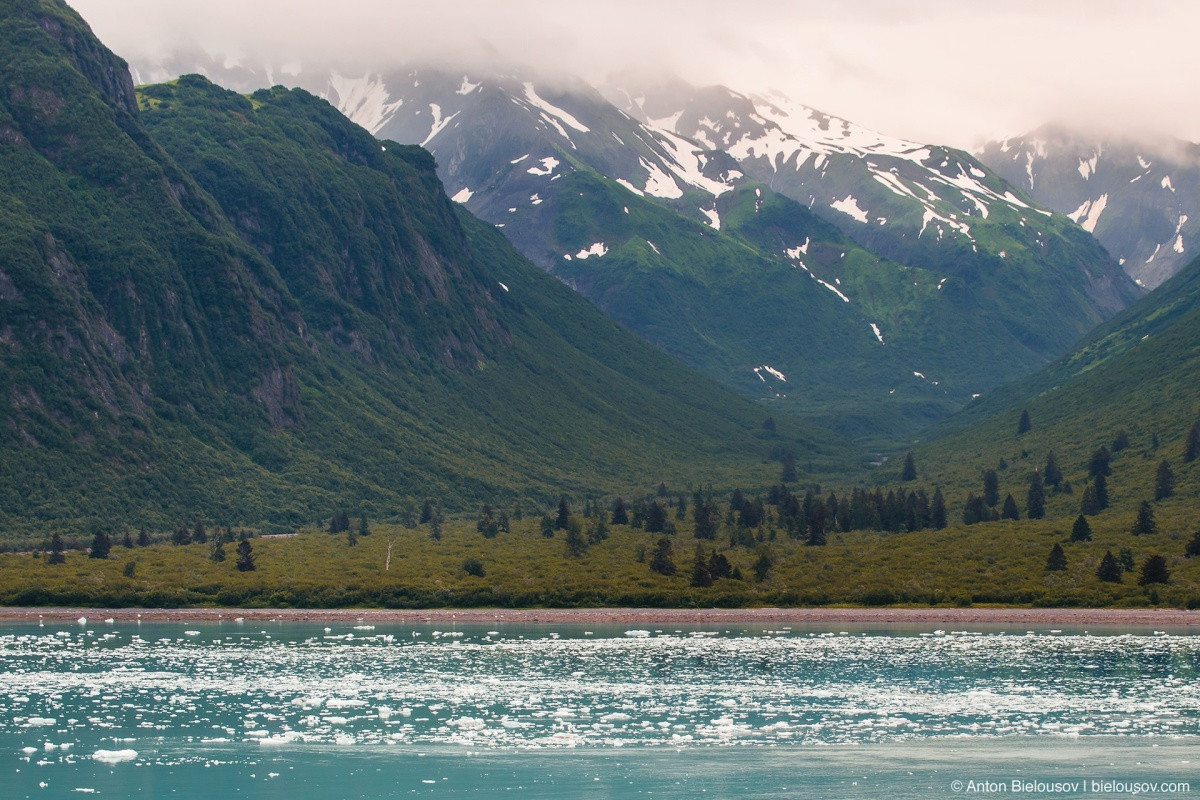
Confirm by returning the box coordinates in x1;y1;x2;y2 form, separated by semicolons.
69;0;1200;149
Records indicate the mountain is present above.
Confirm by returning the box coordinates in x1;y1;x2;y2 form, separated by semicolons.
0;0;842;536
978;126;1200;289
913;249;1200;520
122;58;1140;441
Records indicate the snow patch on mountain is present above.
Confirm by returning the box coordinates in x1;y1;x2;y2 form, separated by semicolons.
700;206;721;229
753;365;787;382
522;83;590;133
870;323;885;344
450;187;473;203
456;76;480;95
1067;194;1108;233
830;194;869;223
422;103;459;146
327;71;404;135
526;157;560;177
573;242;608;260
640;158;683;199
615;178;645;196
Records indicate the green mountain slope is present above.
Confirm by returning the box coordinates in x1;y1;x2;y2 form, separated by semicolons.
908;252;1200;526
0;1;851;536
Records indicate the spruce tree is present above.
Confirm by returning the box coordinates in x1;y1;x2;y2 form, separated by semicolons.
48;532;66;564
675;494;688;520
1131;501;1156;536
122;530;133;549
1117;548;1135;572
136;527;150;547
962;493;985;525
1185;421;1200;463
539;515;554;538
555;496;571;530
693;501;719;540
1094;473;1109;509
564;518;587;557
752;549;773;582
588;515;608;544
1185;531;1200;558
1112;430;1130;452
610;496;629;525
900;452;917;481
1088;446;1112;478
429;511;443;541
1017;409;1031;435
1155;460;1174;500
209;535;226;562
1046;543;1067;572
649;537;676;576
235;539;255;572
1096;551;1122;583
1079;483;1100;516
930;489;948;530
1044;451;1063;489
982;470;999;508
1001;494;1020;521
780;451;798;483
1137;555;1170;586
420;499;434;524
1070;514;1093;542
192;520;207;544
89;530;111;559
708;550;733;581
645;501;668;533
690;544;713;587
358;515;370;537
347;524;357;547
1027;471;1045;519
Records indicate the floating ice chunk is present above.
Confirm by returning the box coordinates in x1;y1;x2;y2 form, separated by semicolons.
498;282;509;292
92;749;137;764
624;630;650;637
27;717;56;726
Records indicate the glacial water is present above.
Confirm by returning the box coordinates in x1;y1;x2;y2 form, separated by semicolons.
2;620;1198;798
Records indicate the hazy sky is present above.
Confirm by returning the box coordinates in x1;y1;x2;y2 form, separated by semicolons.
69;0;1200;148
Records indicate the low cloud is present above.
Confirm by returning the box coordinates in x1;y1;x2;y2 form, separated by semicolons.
69;0;1200;148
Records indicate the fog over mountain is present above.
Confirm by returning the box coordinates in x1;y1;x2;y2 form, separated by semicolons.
69;0;1200;149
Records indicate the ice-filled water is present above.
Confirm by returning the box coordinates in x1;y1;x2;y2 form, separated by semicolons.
2;622;1197;797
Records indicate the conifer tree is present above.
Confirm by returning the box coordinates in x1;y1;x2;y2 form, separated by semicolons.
982;469;999;508
1070;514;1093;542
611;496;629;525
88;530;111;559
1112;430;1130;452
588;514;608;544
358;515;370;537
235;539;255;572
171;524;191;546
1017;409;1032;435
1155;460;1175;500
209;535;226;562
1044;451;1063;489
1027;470;1045;520
708;551;733;581
645;501;668;533
1046;543;1067;571
693;501;720;540
900;452;917;481
511;501;523;521
48;532;66;564
1184;531;1200;558
752;549;773;582
429;510;442;541
649;537;676;575
1138;555;1170;586
1117;547;1135;572
347;524;357;547
565;518;587;557
675;494;688;520
1079;483;1100;516
420;499;434;524
192;520;207;544
1088;446;1112;478
690;544;713;587
780;451;798;483
122;530;133;549
555;496;570;530
498;511;510;534
1001;494;1020;521
962;493;985;525
1094;472;1109;509
137;527;150;547
1131;501;1156;535
930;489;948;530
539;515;554;538
1096;551;1122;583
1185;421;1200;463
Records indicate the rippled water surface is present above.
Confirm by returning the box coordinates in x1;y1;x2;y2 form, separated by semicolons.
3;620;1198;797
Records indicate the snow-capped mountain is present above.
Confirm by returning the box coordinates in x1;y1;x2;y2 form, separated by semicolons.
978;126;1200;289
602;78;1138;317
124;55;1142;439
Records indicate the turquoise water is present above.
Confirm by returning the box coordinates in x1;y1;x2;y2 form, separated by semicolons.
2;621;1198;798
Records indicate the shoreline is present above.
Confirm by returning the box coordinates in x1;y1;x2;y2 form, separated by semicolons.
2;606;1198;626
